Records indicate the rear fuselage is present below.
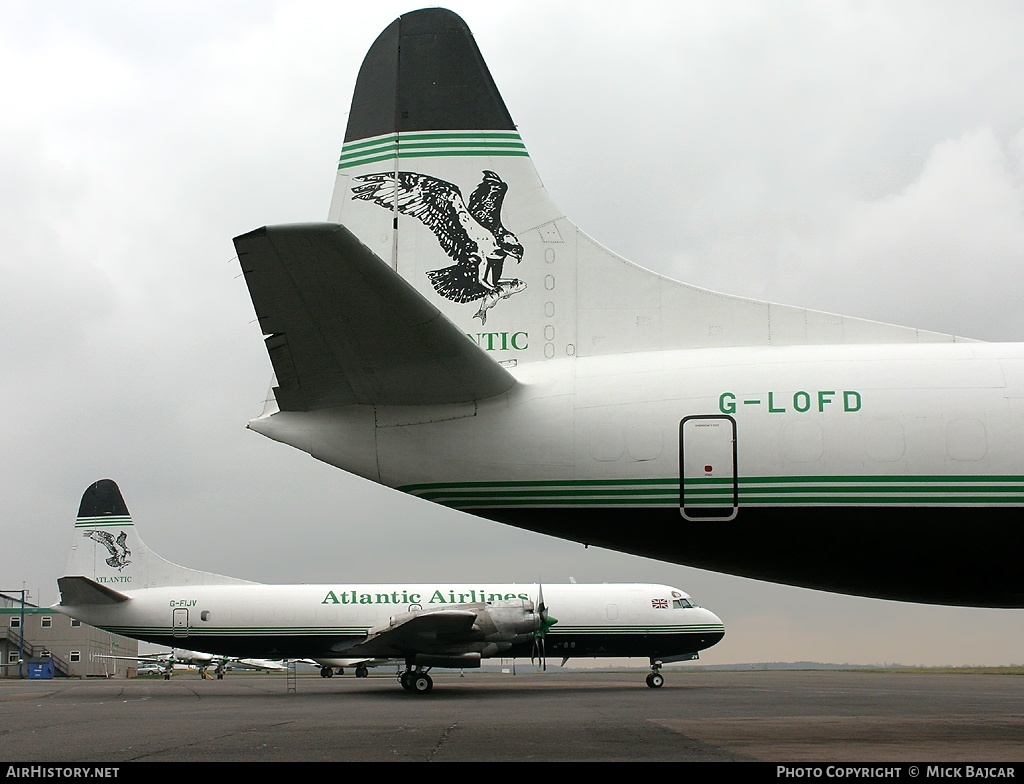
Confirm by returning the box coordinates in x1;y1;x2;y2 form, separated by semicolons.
252;342;1024;607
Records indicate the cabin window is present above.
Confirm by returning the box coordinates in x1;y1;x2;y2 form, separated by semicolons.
7;652;17;664
41;617;52;628
70;651;81;663
201;611;211;622
946;419;987;461
863;419;905;462
70;619;81;627
9;617;20;628
673;599;693;609
589;421;624;462
782;421;823;463
627;423;663;462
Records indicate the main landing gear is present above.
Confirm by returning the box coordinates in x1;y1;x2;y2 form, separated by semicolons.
646;660;665;689
319;665;370;678
399;668;433;694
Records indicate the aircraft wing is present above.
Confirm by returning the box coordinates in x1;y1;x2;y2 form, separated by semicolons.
233;223;517;411
230;658;290;672
343;606;481;658
308;657;395;668
92;653;171;664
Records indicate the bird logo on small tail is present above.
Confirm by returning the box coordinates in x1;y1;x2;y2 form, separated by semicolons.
83;530;132;571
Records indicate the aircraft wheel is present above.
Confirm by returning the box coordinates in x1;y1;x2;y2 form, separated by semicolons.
646;672;664;688
399;672;414;691
412;673;433;694
356;664;368;678
320;667;333;678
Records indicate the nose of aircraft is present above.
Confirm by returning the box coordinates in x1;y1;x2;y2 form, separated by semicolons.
695;605;726;645
703;606;724;624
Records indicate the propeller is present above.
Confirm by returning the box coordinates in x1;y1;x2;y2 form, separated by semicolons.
530;583;558;671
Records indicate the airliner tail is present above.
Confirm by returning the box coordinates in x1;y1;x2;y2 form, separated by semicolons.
58;480;255;606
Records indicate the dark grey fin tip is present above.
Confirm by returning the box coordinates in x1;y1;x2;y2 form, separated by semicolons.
78;479;130;518
344;7;515;142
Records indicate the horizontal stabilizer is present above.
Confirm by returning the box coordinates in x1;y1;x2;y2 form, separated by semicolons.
234;223;517;410
57;576;130;606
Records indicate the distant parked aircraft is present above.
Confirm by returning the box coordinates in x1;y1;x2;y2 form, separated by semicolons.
55;479;725;692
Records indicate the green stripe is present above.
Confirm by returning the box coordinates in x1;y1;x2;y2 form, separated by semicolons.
338;131;528;169
689;475;1024;484
684;499;1024;507
399;475;1024;509
75;516;132;528
417;487;680;501
685;485;1024;495
555;626;725;634
401;477;678;493
98;625;722;637
105;627;368;637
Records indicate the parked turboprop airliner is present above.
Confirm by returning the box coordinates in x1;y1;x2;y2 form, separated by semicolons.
54;480;725;692
94;648;289;679
232;7;1024;608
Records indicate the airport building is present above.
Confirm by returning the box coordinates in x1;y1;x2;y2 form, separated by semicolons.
1;592;138;678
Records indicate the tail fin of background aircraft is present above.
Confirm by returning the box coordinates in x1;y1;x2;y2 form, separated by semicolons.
326;7;966;368
60;480;256;601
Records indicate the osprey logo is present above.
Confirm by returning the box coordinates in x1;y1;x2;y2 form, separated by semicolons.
351;170;526;324
84;529;132;571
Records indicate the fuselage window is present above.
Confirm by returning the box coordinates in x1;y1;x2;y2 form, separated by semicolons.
672;599;693;609
946;419;987;461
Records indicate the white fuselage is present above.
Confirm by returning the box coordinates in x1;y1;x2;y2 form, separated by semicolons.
254;341;1024;494
56;582;725;662
246;341;1024;607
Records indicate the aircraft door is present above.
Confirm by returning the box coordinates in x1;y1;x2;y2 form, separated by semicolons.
172;608;189;638
679;415;738;521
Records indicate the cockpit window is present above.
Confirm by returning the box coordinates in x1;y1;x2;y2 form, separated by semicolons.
672;598;693;609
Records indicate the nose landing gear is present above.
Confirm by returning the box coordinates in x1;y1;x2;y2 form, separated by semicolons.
646;660;665;688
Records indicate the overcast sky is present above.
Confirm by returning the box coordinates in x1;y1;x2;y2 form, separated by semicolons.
4;1;1024;667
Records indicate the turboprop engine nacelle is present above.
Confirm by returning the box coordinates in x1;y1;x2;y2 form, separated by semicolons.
474;599;542;644
414;652;483;668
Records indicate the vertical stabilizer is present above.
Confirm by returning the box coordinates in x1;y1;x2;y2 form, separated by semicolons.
328;8;566;365
63;479;256;592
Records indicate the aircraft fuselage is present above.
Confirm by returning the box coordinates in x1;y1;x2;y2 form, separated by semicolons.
59;582;723;661
251;341;1024;607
